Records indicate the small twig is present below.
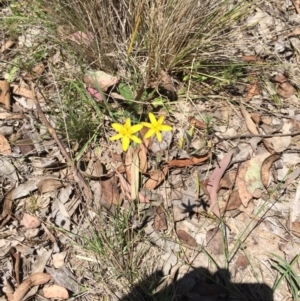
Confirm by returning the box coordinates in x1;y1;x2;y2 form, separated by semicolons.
215;131;300;142
30;83;92;200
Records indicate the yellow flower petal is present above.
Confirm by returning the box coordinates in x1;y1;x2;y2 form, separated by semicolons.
122;136;130;151
149;112;157;126
130;124;143;134
161;124;172;131
124;118;131;129
112;123;123;132
144;128;156;139
130;135;142;144
157;115;165;125
156;131;162;142
141;122;153;128
110;133;123;141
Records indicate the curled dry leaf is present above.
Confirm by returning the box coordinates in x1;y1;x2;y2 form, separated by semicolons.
43;285;69;299
0;80;10;111
144;166;169;189
0;40;15;53
21;213;41;229
0;134;11;155
206;227;223;255
37;179;63;194
83;70;118;92
87;87;103;101
246;83;260;101
237;152;270;207
188;117;206;130
12;273;52;301
240;103;259;135
167;153;211;167
276;80;295;98
261;154;281;188
158;70;177;101
176;229;197;247
225;190;242;211
100;174;120;208
66;31;93;46
207;148;239;218
153;206;168;231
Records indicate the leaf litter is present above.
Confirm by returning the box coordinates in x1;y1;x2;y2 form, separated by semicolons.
2;1;300;301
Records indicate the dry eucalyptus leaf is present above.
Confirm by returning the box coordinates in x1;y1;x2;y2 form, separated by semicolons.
261;154;281;188
206;227;223;255
37;179;63;193
0;80;10;111
21;213;41;229
11;273;52;301
83;70;118;92
0;134;11;155
237;152;270;207
153;206;167;231
66;31;93;46
43;285;69;299
240;103;259;135
144;166;169;189
276;82;295;98
176;229;197;247
52;252;67;268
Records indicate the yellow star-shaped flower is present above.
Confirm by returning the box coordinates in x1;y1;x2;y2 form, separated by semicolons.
141;112;172;142
110;118;143;151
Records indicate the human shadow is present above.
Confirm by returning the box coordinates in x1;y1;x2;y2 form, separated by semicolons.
120;266;273;301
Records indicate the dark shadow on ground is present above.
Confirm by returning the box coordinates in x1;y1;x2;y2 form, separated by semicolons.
120;266;273;301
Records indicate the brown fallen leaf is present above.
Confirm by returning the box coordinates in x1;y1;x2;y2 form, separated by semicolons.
11;273;52;301
24;62;45;80
261;154;281;188
43;285;69;299
290;221;300;238
11;84;34;99
0;80;11;111
144;166;169;189
225;190;242;211
0;134;11;155
100;174;120;208
83;70;118;92
245;83;260;101
207;148;239;218
0;189;14;229
158;70;177;101
167;153;211;167
15;137;35;155
276;82;295;98
37;179;63;193
176;229;197;247
206;227;223;255
21;213;41;229
287;27;300;37
240;103;259;135
66;31;94;46
188;117;206;130
153;206;168;231
0;40;15;53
